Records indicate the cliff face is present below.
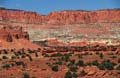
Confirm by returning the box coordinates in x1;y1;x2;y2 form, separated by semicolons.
47;10;120;24
0;8;120;42
0;26;29;42
0;8;120;24
0;8;44;24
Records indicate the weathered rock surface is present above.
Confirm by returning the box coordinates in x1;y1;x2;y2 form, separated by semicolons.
0;8;120;42
0;26;29;42
0;8;120;24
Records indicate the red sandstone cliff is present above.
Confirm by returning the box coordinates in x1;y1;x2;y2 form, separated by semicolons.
0;8;120;24
0;26;40;49
0;26;29;42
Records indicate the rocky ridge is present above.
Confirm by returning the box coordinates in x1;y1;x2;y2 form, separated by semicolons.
0;8;120;43
0;8;120;24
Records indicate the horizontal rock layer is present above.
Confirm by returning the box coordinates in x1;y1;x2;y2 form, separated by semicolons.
0;8;120;42
0;8;120;24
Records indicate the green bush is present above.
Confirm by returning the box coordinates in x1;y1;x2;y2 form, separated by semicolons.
98;64;105;70
116;65;120;70
2;56;8;59
99;53;104;59
64;54;70;62
92;60;99;66
85;62;92;66
64;71;72;78
72;72;78;77
76;60;84;66
118;58;120;63
69;66;78;72
110;55;117;59
55;61;62;65
80;70;87;76
23;73;30;78
96;51;99;55
52;65;59;72
2;64;10;69
98;60;116;70
26;54;33;61
51;53;63;57
69;60;75;66
78;54;83;59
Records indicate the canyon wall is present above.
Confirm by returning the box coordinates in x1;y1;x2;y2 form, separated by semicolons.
0;8;120;43
0;25;29;42
0;8;120;24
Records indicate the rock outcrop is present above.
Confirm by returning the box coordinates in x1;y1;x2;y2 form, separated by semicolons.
0;8;120;24
0;8;120;42
0;26;29;42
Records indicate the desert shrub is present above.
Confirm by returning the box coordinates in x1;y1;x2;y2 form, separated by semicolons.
11;63;15;67
2;64;10;69
42;53;49;57
116;65;120;70
96;51;99;55
2;49;8;54
78;54;82;59
64;54;70;62
21;55;26;58
32;76;37;78
26;54;33;61
64;71;72;78
92;60;99;66
69;59;75;65
118;58;120;63
99;53;104;59
55;61;62;65
110;55;117;59
14;52;19;56
69;66;78;72
35;52;38;57
17;51;22;55
2;56;8;59
98;64;105;70
11;55;16;59
52;65;59;72
98;60;116;70
72;72;78;77
15;34;19;39
85;62;92;66
76;60;84;66
16;61;24;66
23;73;30;78
6;34;13;42
84;52;89;55
80;70;87;76
27;49;34;53
61;56;65;61
51;53;63;57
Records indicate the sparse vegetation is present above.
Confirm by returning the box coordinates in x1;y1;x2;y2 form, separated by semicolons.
23;73;30;78
99;53;104;59
0;45;119;78
116;65;120;70
76;60;84;66
51;65;59;72
80;70;87;76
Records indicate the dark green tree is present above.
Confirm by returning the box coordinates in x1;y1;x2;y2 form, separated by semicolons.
64;71;72;78
80;70;87;76
23;73;30;78
52;65;59;72
76;60;84;66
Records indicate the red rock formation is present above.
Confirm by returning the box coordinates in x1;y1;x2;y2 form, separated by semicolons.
47;39;66;46
0;26;29;42
0;26;41;49
0;8;120;24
